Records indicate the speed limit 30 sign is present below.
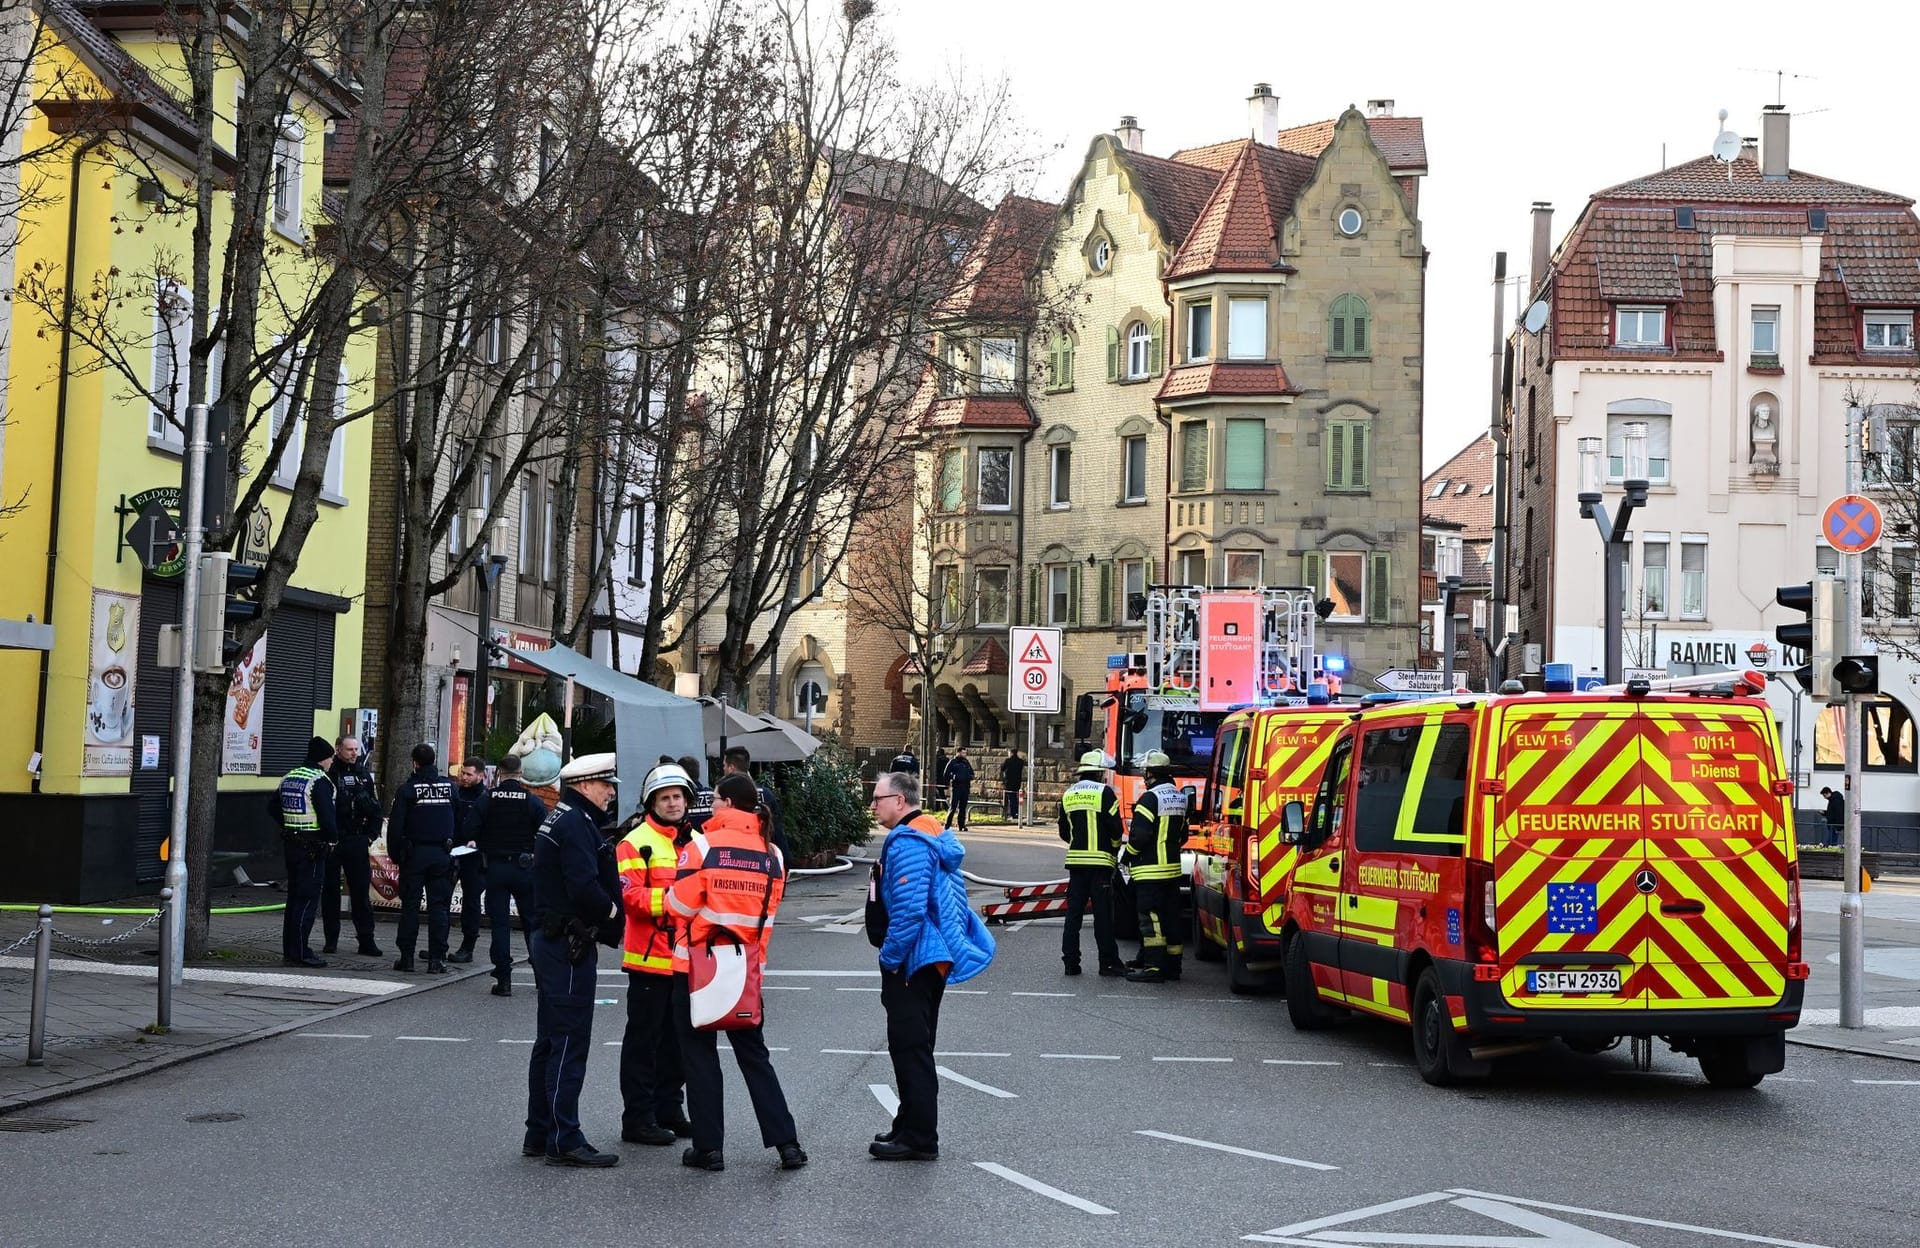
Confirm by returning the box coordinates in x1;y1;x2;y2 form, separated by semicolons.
1008;627;1061;714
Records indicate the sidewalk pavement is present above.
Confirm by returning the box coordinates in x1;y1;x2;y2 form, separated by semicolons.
1789;876;1920;1062
0;886;487;1114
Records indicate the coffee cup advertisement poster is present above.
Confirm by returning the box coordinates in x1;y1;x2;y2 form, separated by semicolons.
83;589;141;775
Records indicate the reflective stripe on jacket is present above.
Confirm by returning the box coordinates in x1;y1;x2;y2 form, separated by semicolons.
279;766;328;834
1125;782;1188;881
1057;779;1121;868
667;807;785;957
617;816;679;975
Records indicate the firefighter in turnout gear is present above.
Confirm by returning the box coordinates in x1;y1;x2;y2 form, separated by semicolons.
615;764;694;1146
1124;751;1187;983
1057;750;1124;977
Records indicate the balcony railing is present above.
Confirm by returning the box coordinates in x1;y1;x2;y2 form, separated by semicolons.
1420;569;1438;603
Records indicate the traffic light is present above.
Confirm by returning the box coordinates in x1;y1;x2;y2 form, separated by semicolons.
1773;583;1814;694
222;558;263;665
1774;580;1840;700
1832;655;1879;696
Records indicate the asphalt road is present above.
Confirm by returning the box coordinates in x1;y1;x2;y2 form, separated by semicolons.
3;827;1917;1248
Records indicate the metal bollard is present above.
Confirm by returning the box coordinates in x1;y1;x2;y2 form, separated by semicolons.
156;887;174;1031
26;904;52;1066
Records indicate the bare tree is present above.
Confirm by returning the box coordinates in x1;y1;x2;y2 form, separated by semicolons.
1848;380;1920;672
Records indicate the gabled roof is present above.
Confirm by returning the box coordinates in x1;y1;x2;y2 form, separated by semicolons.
1111;146;1220;246
1596;154;1910;206
1165;142;1283;279
1422;436;1496;540
1155;361;1295;403
1263;114;1428;171
935;194;1057;321
961;638;1008;677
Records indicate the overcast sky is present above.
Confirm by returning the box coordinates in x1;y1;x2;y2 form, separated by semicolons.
882;0;1920;473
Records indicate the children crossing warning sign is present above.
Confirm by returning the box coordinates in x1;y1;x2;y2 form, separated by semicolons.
1008;627;1062;714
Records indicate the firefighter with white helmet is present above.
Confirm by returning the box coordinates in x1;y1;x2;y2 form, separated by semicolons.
1057;750;1125;977
1125;750;1188;983
613;761;699;1146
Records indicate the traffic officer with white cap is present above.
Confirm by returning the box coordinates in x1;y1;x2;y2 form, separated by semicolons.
524;752;625;1167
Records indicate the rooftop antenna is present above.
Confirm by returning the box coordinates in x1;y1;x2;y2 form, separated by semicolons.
1737;67;1819;108
1710;108;1741;184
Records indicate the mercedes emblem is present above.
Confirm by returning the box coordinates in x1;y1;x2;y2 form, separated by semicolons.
1634;867;1659;895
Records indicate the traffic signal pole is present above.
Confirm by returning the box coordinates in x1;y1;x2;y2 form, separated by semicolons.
1840;404;1866;1029
164;401;210;987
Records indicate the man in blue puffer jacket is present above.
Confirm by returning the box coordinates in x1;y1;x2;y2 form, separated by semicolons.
864;771;994;1161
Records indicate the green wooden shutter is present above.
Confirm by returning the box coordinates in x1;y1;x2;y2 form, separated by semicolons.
1149;317;1165;376
1224;420;1265;490
1330;307;1346;355
1326;423;1346;489
1106;325;1120;381
1026;566;1039;624
1097;561;1114;625
1353;308;1369;355
1351;423;1369;488
1367;550;1391;623
1302;551;1324;596
1058;336;1075;390
1181;422;1207;491
1068;563;1082;625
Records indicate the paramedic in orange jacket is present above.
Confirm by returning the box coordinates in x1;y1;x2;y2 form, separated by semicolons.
666;773;806;1173
615;764;696;1146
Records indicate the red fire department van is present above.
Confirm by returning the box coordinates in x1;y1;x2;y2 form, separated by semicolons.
1276;676;1807;1088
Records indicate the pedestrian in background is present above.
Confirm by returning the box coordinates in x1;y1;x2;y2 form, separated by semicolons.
526;753;625;1167
323;735;383;957
278;736;338;968
1821;785;1845;847
667;773;806;1173
866;771;995;1161
999;748;1026;822
1057;751;1124;978
890;743;919;775
449;756;489;963
942;747;974;831
722;745;789;861
679;754;714;827
615;763;695;1146
476;754;546;997
389;743;458;974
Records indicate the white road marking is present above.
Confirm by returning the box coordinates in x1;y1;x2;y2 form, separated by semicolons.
396;1035;470;1042
1365;1062;1409;1068
869;1084;899;1116
765;985;811;991
1263;1058;1342;1066
1247;1191;1457;1241
822;1048;889;1055
936;1066;1018;1098
973;1162;1114;1216
497;1039;535;1045
1010;990;1074;997
0;956;409;996
765;969;882;977
1606;1069;1693;1079
1446;1188;1843;1248
295;1033;371;1039
1852;1078;1920;1085
934;1051;1011;1057
1040;1053;1121;1061
949;989;990;995
1799;1005;1920;1026
835;987;883;993
1134;1130;1339;1172
1154;1055;1232;1063
603;1041;621;1047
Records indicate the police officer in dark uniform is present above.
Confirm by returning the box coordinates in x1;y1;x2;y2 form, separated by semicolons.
279;737;338;968
1124;750;1189;984
1057;750;1124;977
477;753;547;997
323;735;383;957
389;743;458;974
449;756;489;963
525;752;624;1168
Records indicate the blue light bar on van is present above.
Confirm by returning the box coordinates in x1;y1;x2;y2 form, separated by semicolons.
1542;661;1575;693
1106;654;1128;669
1306;682;1331;705
1322;654;1348;676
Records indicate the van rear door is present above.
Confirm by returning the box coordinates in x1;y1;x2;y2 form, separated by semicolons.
1250;713;1346;932
1489;701;1646;1012
1634;702;1791;1012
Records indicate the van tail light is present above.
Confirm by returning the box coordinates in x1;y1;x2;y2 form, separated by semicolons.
1771;778;1795;796
1465;858;1499;964
1786;861;1802;965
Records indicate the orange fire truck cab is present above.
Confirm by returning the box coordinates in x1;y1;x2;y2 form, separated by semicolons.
1277;678;1807;1088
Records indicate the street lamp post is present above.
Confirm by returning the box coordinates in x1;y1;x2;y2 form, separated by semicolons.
467;509;510;760
1576;422;1650;684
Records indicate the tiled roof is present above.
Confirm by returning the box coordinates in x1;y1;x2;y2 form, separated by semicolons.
917;395;1037;432
1597;154;1911;206
1831;220;1920;304
1113;147;1220;246
1263;115;1428;170
1165;144;1279;279
43;1;198;138
1155;361;1295;402
961;638;1007;676
825;143;985;218
1422;436;1496;540
936;194;1057;320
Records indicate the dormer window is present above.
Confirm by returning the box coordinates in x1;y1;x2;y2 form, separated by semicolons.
979;336;1018;393
1614;305;1668;348
1864;310;1914;353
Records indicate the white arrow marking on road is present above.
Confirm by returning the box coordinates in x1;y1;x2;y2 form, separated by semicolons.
973;1162;1114;1216
936;1066;1017;1098
1135;1130;1338;1172
1446;1190;1840;1248
869;1084;899;1116
1247;1191;1456;1242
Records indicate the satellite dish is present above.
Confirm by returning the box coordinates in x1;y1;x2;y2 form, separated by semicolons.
1523;300;1550;335
1711;110;1741;163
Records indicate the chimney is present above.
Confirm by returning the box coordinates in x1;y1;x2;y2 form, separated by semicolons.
1366;98;1395;118
1761;105;1790;181
1529;201;1554;298
1740;135;1758;163
1246;84;1278;147
1114;114;1144;154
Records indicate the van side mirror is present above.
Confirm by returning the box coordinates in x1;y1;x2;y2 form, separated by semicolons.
1280;800;1306;844
1073;692;1093;742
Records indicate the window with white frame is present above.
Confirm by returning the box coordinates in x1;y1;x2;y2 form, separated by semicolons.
1864;310;1914;352
1891;547;1917;619
1186;301;1213;363
977;447;1012;511
1641;536;1668;618
1874;417;1919;485
1123;436;1148;502
1176;550;1207;587
625;491;647;585
935;564;961;626
1606;412;1671;484
1225;550;1262;587
1121;559;1146;623
1126;321;1151;379
793;662;829;718
150;282;193;444
323;361;349;499
542;486;557;582
1751;305;1779;358
270;349;306;485
272;116;304;237
1227;297;1267;360
518;473;542;578
479;311;504;365
1047;564;1073;625
1614;304;1667;347
941;339;967;396
979;337;1017;393
1680;535;1707;620
1048;444;1071;508
976;566;1010;627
